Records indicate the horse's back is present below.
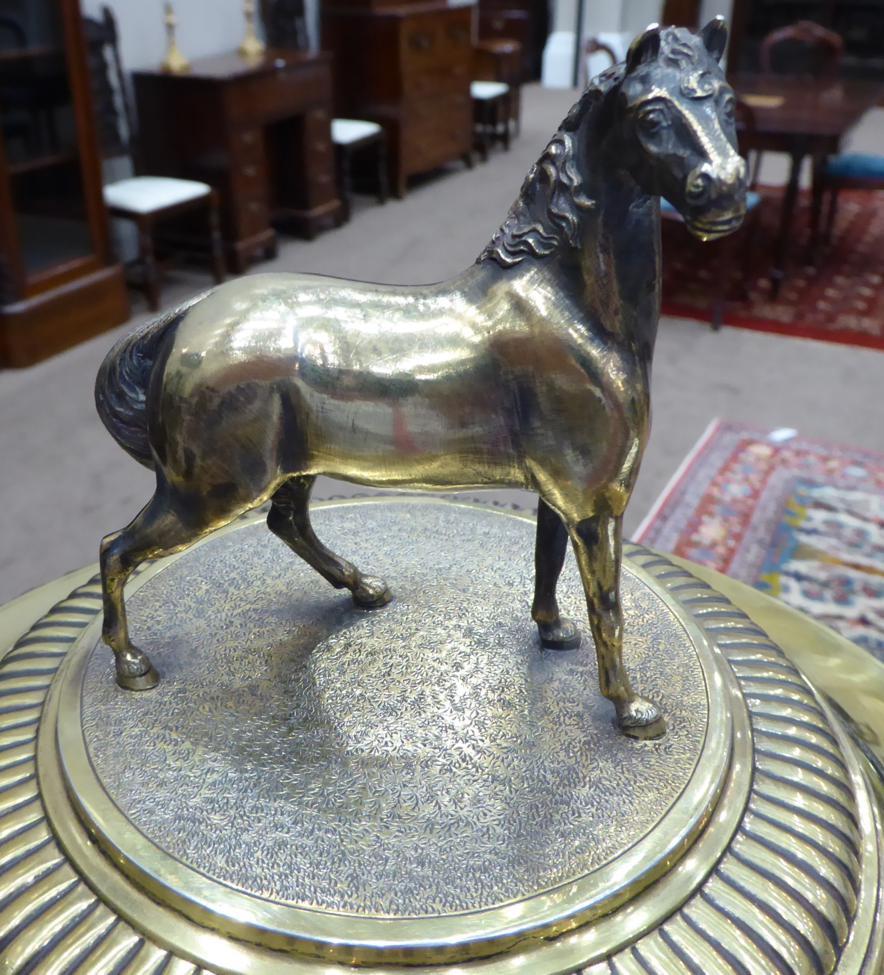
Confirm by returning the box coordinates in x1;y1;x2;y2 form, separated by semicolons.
150;271;524;493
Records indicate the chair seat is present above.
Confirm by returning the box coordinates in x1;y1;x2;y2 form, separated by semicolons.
823;152;884;183
660;191;762;220
104;176;212;215
331;118;382;145
471;80;510;100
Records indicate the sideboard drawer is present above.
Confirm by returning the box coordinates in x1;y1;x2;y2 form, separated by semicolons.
228;63;331;124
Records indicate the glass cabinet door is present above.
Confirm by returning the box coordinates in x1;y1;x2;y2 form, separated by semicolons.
0;0;95;281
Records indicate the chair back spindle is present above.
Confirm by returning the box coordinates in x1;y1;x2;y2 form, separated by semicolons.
82;6;136;162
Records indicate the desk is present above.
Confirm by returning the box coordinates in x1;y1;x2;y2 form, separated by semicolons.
732;74;884;293
134;50;342;272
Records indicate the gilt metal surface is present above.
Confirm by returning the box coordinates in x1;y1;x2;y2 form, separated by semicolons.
0;500;878;973
67;503;716;923
94;21;747;737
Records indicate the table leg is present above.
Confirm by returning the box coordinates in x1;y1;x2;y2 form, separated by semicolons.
770;149;803;298
807;154;826;266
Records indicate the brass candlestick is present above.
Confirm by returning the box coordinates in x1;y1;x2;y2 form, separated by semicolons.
238;0;266;61
160;2;190;74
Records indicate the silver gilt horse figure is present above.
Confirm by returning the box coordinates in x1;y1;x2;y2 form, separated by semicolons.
95;19;747;739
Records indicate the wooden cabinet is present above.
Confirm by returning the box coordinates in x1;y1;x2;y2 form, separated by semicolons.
0;0;128;368
322;1;475;198
133;51;342;272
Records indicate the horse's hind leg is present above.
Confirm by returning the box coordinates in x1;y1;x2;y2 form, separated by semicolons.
267;477;392;608
100;485;230;689
532;499;581;650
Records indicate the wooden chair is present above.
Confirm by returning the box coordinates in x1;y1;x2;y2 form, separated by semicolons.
473;39;523;137
661;101;764;329
814;153;884;254
330;119;388;223
83;6;224;311
759;21;852;259
760;20;843;80
471;81;511;161
579;35;628;90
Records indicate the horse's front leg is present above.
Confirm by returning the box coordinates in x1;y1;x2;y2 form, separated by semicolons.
532;499;581;650
569;508;666;740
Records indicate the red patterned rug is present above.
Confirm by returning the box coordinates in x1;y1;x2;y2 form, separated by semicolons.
662;188;884;350
635;420;884;662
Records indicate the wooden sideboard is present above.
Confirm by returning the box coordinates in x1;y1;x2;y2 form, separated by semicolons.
322;0;475;198
133;50;342;272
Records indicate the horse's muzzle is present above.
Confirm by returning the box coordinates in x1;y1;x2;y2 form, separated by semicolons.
683;154;748;239
686;202;747;241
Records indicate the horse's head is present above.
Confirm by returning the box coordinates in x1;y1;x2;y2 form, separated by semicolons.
614;18;747;240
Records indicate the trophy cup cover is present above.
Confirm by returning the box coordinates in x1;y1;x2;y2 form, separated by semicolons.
0;20;879;975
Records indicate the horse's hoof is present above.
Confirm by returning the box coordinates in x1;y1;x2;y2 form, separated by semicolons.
615;696;666;740
352;576;393;609
537;617;581;651
117;666;160;691
115;649;159;692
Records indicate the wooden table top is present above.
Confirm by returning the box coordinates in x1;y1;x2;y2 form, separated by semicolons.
731;73;884;139
134;48;331;82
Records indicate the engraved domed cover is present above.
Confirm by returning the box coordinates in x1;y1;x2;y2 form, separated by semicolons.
0;500;881;973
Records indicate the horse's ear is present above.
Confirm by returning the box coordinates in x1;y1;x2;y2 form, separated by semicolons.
700;16;728;62
626;23;661;74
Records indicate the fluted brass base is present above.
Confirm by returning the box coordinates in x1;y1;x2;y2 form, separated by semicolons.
0;500;881;973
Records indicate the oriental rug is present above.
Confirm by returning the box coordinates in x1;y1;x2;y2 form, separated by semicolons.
661;188;884;351
635;420;884;662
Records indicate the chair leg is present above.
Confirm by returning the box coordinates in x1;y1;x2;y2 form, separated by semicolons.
823;186;840;246
137;217;161;312
479;103;490;162
499;97;510;150
739;213;760;304
376;139;389;205
335;146;352;223
208;191;226;283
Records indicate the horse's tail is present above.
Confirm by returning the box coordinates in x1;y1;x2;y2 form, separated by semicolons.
95;292;208;469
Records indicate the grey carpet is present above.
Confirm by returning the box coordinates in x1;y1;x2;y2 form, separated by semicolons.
1;84;882;605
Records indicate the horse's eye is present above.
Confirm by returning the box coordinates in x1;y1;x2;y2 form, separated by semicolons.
720;95;736;124
638;107;666;135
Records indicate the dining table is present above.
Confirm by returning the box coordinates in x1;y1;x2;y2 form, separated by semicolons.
730;73;884;294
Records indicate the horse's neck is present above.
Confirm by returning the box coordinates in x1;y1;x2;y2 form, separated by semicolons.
577;169;661;360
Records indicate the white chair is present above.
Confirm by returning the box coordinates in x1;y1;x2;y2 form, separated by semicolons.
330;119;389;223
84;6;225;310
470;81;511;161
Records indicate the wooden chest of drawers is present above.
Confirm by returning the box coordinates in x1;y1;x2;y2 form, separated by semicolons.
322;1;475;197
478;0;548;81
134;50;342;272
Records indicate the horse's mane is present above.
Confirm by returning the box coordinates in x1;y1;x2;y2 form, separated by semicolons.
477;26;708;270
476;65;623;269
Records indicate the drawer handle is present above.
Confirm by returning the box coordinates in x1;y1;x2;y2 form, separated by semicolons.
249;201;264;213
241;131;257;146
409;32;433;50
243;165;258;178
